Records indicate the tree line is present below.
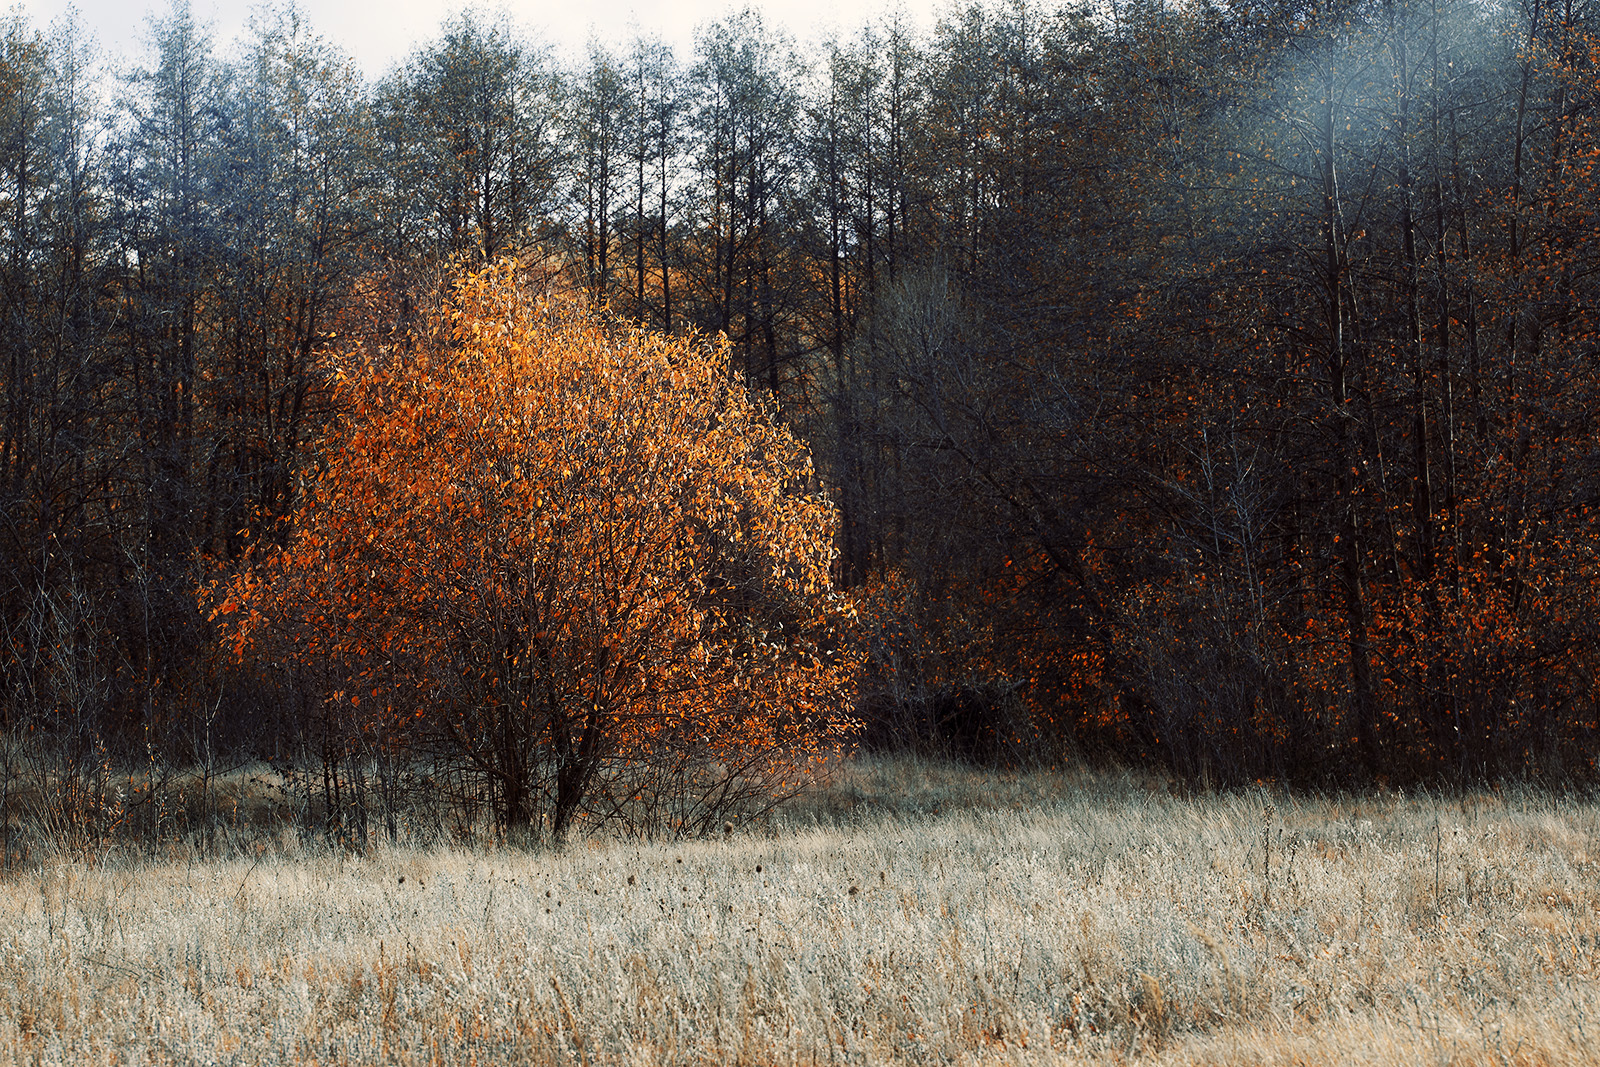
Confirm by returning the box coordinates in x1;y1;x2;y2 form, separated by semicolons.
4;0;1600;848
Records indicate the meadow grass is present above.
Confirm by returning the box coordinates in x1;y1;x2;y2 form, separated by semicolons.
1;758;1596;1065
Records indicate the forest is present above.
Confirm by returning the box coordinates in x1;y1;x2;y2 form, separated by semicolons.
4;0;1600;850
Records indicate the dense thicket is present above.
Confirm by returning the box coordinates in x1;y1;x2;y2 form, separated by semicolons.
4;0;1599;846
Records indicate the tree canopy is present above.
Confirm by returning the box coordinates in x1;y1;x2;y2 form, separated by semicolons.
6;0;1600;850
215;261;859;839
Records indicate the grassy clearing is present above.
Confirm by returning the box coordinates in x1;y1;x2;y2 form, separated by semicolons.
1;759;1596;1065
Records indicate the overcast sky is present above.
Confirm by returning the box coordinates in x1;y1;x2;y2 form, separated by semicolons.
17;0;948;77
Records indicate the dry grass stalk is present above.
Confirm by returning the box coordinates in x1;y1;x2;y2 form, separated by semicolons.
0;759;1594;1065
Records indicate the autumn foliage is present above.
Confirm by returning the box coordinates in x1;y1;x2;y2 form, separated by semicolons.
18;1;1600;855
215;261;858;840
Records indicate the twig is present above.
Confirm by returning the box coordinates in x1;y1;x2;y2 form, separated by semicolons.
235;850;266;902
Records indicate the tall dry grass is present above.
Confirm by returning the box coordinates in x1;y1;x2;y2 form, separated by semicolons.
1;758;1595;1065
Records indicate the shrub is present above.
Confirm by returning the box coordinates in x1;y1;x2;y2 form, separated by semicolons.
215;261;859;841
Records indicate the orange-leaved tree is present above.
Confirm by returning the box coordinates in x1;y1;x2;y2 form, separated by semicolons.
215;260;859;841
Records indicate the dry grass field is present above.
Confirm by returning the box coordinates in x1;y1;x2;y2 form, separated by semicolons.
1;758;1596;1065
